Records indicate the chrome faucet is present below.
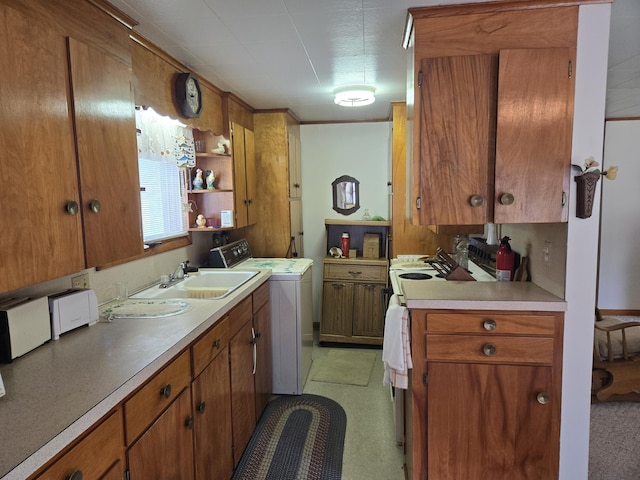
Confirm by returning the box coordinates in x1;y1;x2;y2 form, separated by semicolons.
170;260;189;281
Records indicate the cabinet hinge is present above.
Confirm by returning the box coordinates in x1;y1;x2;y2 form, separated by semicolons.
562;191;567;206
423;373;428;386
416;197;421;210
418;70;423;88
124;470;130;480
568;60;572;78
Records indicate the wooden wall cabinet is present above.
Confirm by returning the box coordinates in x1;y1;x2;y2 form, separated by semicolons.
409;310;564;480
406;5;578;227
0;3;143;293
246;111;304;257
320;220;390;346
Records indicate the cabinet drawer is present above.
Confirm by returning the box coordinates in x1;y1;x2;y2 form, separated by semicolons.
192;316;230;377
124;350;191;445
228;296;252;337
426;334;555;365
37;409;124;480
252;280;270;314
324;263;387;282
427;313;557;336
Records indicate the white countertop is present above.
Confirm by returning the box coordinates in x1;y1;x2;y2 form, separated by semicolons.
403;281;566;312
0;269;271;480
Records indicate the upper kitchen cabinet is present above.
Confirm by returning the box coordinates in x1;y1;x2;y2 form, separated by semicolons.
405;3;578;226
0;4;85;293
224;94;256;229
245;110;304;257
69;38;144;266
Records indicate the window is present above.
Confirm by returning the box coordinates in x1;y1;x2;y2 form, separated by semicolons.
135;107;195;243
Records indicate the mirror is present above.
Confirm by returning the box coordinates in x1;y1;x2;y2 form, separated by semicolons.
332;175;360;215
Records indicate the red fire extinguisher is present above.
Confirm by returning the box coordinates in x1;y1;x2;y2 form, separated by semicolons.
496;236;514;281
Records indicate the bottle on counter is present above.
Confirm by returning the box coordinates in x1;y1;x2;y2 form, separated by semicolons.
496;236;514;281
341;233;350;258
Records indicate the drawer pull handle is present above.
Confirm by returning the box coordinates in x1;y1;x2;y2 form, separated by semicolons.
213;338;221;349
68;471;83;480
332;283;346;288
483;319;497;331
197;401;206;414
536;392;551;405
348;271;362;277
482;344;496;356
185;416;194;429
160;384;172;399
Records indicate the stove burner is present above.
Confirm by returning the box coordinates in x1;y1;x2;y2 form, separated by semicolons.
398;272;432;280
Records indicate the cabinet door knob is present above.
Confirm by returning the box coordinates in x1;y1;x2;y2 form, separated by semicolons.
160;384;172;399
469;195;484;207
499;193;515;206
197;401;206;414
483;319;497;331
68;471;83;480
212;338;221;349
536;392;551;405
89;199;101;214
185;416;194;429
482;344;496;356
65;200;79;216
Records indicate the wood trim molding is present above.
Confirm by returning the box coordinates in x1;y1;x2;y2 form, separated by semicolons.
605;117;640;122
95;235;192;271
86;0;138;29
598;309;640;316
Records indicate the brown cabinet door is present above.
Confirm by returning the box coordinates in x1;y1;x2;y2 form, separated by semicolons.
321;281;354;338
192;347;233;480
232;123;248;228
494;48;574;224
254;300;272;419
68;38;143;267
229;319;256;464
0;5;84;293
427;362;559;480
127;387;195;480
418;55;498;225
352;283;385;338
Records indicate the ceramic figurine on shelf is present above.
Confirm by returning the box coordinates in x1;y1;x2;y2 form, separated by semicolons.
193;168;204;190
196;214;207;228
206;170;215;190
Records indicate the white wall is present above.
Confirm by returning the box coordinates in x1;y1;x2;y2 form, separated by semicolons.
561;4;611;479
300;122;391;323
598;119;640;309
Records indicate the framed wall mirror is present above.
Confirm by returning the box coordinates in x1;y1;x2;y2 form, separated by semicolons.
332;175;360;215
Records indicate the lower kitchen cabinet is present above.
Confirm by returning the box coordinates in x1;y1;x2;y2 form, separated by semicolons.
409;310;563;480
127;387;195;480
320;258;388;345
253;281;272;419
192;346;233;480
229;297;258;464
36;409;125;480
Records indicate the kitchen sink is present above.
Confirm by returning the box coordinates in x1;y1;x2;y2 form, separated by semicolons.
130;270;259;300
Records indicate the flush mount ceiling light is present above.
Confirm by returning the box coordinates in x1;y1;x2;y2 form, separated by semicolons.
333;85;376;107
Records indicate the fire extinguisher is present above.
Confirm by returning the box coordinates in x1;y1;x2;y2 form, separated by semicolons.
496;236;514;282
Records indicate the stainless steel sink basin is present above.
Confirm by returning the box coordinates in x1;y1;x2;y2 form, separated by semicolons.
131;270;259;300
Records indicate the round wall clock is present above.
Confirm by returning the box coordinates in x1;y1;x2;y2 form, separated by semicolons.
175;73;203;118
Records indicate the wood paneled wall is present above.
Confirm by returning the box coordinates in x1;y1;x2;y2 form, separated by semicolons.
130;36;224;134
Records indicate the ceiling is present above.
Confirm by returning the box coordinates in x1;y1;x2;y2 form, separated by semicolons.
109;0;639;123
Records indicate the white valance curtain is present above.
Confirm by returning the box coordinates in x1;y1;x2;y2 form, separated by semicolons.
135;107;195;167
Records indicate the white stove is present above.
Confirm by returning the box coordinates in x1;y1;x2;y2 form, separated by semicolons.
389;254;495;298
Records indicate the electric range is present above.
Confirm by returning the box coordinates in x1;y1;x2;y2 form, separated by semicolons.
389;254;495;298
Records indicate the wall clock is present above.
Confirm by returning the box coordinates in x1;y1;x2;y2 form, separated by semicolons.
175;73;202;118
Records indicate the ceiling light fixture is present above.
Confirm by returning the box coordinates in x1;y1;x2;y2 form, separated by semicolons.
333;85;376;107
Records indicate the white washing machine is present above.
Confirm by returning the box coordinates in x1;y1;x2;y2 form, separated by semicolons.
209;240;313;395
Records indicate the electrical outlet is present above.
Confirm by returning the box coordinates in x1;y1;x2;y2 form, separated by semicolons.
71;273;90;289
543;241;552;267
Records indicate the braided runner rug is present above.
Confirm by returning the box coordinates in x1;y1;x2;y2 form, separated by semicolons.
232;394;347;480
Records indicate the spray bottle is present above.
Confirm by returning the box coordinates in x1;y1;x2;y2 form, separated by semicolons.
496;236;514;281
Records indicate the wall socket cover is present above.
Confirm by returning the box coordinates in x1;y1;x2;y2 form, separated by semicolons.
71;273;90;289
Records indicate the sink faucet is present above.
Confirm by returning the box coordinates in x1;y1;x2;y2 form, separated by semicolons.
170;260;189;282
